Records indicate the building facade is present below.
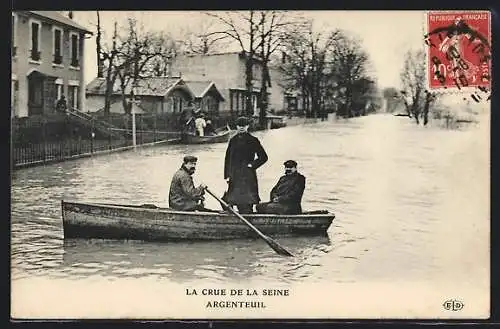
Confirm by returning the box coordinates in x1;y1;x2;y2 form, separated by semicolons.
11;11;92;118
170;52;265;115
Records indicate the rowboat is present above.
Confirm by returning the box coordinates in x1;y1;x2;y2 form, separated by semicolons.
180;128;233;144
61;200;335;242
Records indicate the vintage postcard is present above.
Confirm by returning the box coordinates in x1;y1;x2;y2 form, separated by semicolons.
10;10;490;320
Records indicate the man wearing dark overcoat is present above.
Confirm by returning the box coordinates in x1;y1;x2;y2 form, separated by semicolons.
224;116;268;214
169;155;207;211
256;160;306;215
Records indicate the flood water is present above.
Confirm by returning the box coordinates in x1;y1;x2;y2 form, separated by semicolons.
10;113;490;318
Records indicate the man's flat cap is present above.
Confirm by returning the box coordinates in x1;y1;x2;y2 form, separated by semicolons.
235;116;250;126
183;155;198;163
283;160;297;168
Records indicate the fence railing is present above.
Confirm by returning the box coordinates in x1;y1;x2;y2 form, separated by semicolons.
11;111;236;170
12;130;182;170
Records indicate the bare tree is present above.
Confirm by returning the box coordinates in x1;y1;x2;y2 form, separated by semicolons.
279;27;311;115
400;48;440;125
115;18;177;114
99;21;122;117
205;11;261;116
96;11;103;78
327;32;370;118
177;18;231;55
400;48;429;124
281;26;371;119
256;11;306;125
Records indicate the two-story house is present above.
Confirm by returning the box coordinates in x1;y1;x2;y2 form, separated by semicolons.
11;11;92;118
170;51;265;116
170;51;301;117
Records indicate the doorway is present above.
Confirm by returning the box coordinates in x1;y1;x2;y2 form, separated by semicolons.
28;71;44;116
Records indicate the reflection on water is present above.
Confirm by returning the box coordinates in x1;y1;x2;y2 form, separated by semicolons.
61;236;332;283
11;114;489;286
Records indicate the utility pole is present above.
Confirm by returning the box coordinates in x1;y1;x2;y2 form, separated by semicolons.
130;83;140;150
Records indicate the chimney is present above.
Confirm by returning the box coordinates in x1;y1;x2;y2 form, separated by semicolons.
281;51;286;64
68;11;74;19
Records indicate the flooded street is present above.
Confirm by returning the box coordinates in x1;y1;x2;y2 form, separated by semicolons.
11;113;490;318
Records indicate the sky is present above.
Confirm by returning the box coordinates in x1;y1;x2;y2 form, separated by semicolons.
72;11;426;89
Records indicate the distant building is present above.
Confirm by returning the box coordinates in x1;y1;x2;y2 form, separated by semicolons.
85;76;197;114
170;52;301;117
170;52;263;116
11;11;92;117
267;66;300;113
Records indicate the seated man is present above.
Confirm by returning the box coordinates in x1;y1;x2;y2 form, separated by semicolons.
256;160;306;215
204;119;217;136
168;155;208;211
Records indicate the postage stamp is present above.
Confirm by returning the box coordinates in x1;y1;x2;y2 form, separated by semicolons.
424;11;491;92
11;10;490;321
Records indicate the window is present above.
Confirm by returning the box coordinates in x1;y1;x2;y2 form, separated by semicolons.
11;76;18;114
53;27;63;65
240;92;245;111
68;85;79;109
55;78;64;100
11;13;17;57
29;18;41;61
70;32;79;67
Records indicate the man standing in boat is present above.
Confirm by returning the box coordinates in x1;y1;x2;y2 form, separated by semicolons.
224;116;269;214
256;160;306;215
169;155;208;211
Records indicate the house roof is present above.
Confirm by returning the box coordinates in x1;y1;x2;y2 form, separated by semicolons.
184;81;225;101
27;11;93;34
86;76;195;99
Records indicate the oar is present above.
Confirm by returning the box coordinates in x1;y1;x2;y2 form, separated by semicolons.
204;187;294;257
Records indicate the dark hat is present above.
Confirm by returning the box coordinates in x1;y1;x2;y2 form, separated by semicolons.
283;160;297;168
183;155;198;163
235;116;250;126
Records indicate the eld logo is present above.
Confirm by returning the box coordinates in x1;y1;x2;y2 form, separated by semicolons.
443;299;464;311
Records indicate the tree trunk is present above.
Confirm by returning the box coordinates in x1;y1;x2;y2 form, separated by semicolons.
104;72;114;117
423;93;432;126
244;55;254;117
103;22;118;118
259;63;270;128
412;89;422;124
96;11;103;78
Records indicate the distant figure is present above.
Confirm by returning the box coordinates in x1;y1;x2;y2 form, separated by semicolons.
224;116;268;214
204;119;216;136
180;103;196;134
256;160;306;215
168;155;208;211
194;112;207;136
56;95;68;114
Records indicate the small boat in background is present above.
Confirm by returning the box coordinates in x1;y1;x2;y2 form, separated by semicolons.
61;200;335;242
180;127;233;144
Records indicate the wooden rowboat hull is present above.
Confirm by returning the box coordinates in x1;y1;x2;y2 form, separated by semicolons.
181;130;232;144
61;201;335;242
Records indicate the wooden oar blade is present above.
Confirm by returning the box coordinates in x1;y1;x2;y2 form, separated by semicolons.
263;236;294;257
204;187;294;257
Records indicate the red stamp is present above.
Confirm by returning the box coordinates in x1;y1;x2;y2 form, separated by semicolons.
425;11;491;92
